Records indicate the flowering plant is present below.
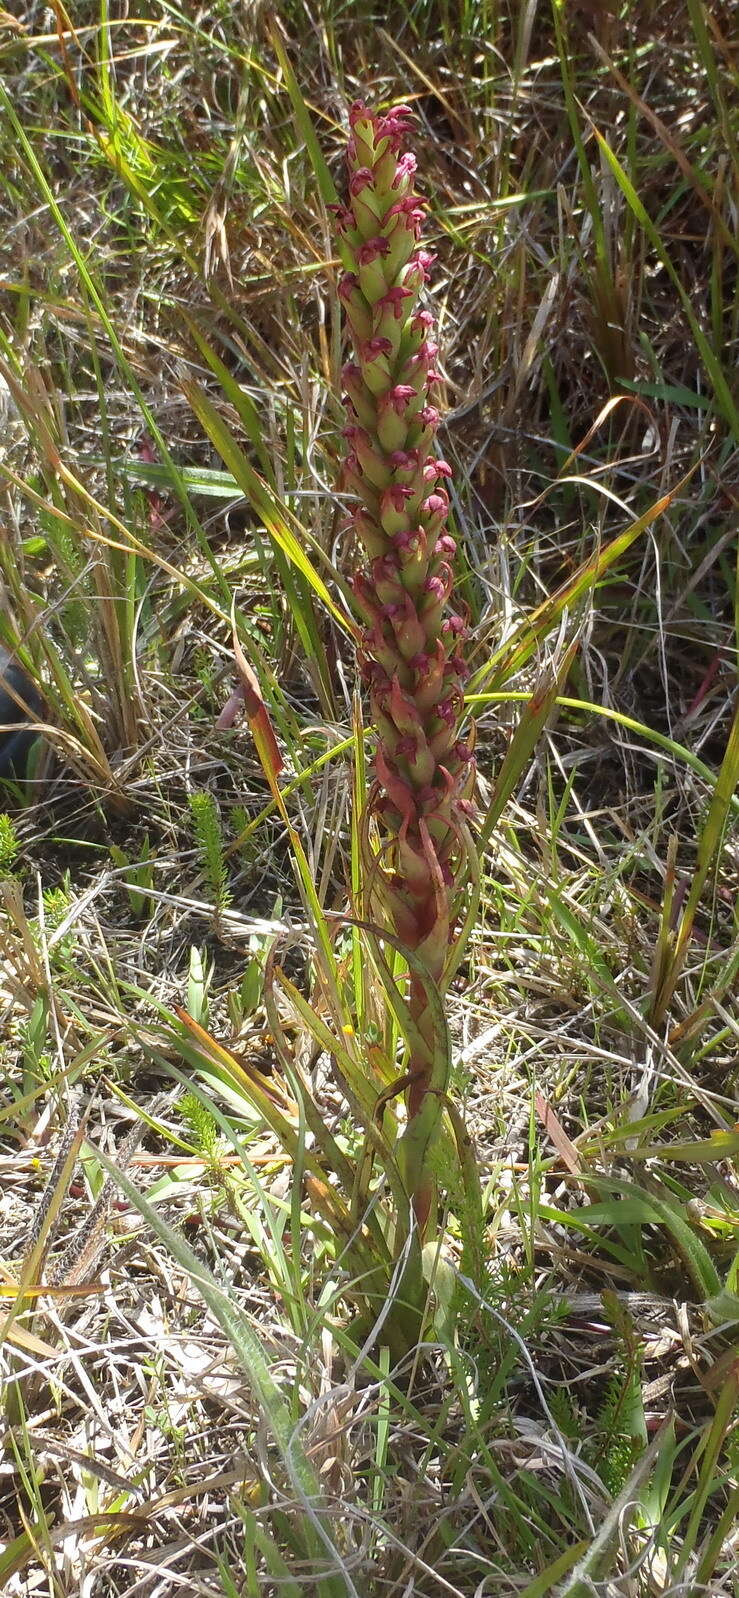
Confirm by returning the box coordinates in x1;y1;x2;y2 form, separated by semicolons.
335;103;477;1229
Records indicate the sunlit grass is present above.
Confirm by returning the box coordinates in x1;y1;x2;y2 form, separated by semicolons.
0;2;737;1593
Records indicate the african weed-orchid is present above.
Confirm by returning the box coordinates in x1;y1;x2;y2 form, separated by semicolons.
335;102;476;1228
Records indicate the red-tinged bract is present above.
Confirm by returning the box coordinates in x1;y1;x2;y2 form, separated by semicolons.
335;102;476;1225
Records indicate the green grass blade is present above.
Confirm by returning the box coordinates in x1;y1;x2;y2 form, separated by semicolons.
94;1146;358;1598
593;125;739;439
469;472;694;693
478;640;579;852
181;373;352;633
653;693;739;1020
270;30;339;208
180;312;275;480
559;1423;674;1597
468;691;739;818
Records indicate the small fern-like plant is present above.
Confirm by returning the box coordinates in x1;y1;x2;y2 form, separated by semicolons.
593;1358;647;1496
188;791;231;920
0;812;20;875
179;1090;221;1164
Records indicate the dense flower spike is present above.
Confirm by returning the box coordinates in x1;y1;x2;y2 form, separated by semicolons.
335;103;476;1227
